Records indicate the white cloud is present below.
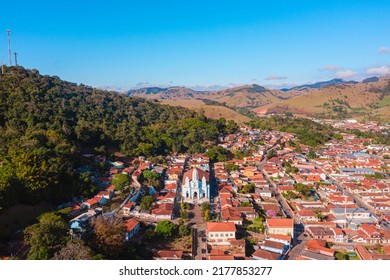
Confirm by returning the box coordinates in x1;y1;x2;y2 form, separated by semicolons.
379;47;390;54
264;75;288;80
319;64;343;71
335;70;358;79
366;66;390;75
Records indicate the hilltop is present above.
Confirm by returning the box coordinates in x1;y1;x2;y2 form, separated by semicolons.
127;84;300;109
127;83;304;120
254;75;390;122
0;66;234;212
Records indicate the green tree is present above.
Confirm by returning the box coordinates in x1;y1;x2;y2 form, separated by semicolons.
140;195;154;210
205;146;228;162
266;149;277;159
201;202;211;214
181;202;190;210
155;220;177;238
180;209;189;220
204;209;211;222
294;183;312;197
112;173;130;191
240;201;252;207
240;183;255;194
224;162;239;172
314;210;326;222
179;224;190;237
142;170;162;189
226;120;238;134
24;212;69;260
307;149;317;159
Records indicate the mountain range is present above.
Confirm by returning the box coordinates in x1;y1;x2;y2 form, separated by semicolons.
127;76;390;122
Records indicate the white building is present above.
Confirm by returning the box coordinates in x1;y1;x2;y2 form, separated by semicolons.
181;167;210;203
207;222;236;245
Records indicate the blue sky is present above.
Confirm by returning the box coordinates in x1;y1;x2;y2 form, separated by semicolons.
1;0;390;90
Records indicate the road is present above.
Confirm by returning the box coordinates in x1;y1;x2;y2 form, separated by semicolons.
191;204;207;259
284;231;309;260
257;144;294;219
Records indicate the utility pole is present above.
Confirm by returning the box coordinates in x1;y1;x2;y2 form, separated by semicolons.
6;30;12;66
14;52;18;66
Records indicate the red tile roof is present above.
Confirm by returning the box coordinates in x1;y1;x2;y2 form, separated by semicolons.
182;167;210;184
125;218;139;232
252;249;280;260
155;250;183;259
207;222;236;232
208;255;235;260
266;218;294;228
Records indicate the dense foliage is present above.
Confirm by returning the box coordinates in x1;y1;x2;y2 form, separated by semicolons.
23;211;70;259
248;116;334;147
0;67;231;210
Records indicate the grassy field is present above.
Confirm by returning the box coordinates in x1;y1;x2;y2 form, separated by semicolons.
378;96;390;107
162;99;251;124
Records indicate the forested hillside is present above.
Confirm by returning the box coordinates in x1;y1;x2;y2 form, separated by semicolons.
0;67;235;210
248;116;334;147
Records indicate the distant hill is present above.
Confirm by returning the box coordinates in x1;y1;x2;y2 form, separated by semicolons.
161;99;251;124
128;86;198;100
288;78;357;91
254;75;390;121
362;76;379;83
127;84;300;109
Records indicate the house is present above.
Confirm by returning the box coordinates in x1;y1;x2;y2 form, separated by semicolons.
181;168;210;203
339;168;375;176
122;201;136;216
266;234;292;246
125;218;140;241
256;188;272;198
296;210;318;223
252;249;281;260
330;227;344;243
330;208;376;228
359;224;382;244
306;226;334;240
304;239;335;257
297;239;335;260
208;255;235;260
151;203;173;220
82;196;101;209
260;240;287;254
154;250;183;260
221;207;243;225
266;218;294;238
207;222;236;245
166;167;183;181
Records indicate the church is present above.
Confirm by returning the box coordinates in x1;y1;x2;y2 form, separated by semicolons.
181;167;210;203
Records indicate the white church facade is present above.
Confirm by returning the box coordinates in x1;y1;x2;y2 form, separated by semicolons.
181;167;210;203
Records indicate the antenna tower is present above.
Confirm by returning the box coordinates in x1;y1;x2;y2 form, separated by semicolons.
6;30;12;66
